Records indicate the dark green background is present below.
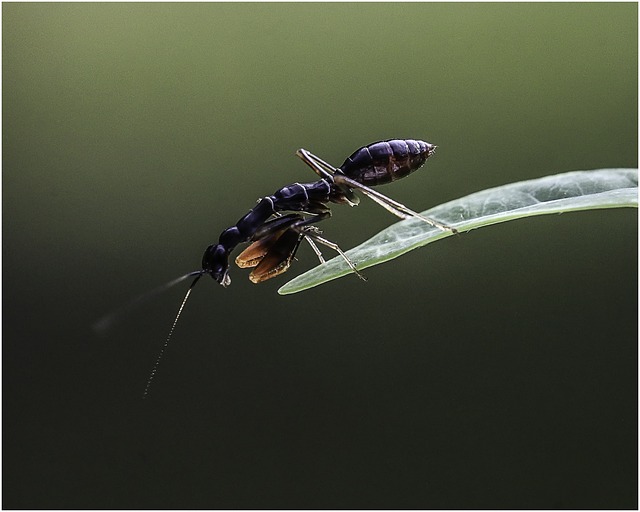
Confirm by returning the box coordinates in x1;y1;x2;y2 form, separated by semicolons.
3;3;637;508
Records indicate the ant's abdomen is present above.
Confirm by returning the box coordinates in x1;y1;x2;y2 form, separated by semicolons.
339;139;437;186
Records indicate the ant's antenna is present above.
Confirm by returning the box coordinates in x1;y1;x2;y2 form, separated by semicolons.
142;272;204;399
93;271;204;335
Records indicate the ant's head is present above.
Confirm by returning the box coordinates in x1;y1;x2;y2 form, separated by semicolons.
202;244;231;287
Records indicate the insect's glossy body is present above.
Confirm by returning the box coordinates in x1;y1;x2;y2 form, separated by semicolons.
341;139;435;186
202;139;448;287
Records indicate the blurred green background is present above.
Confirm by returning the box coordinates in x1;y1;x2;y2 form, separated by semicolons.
3;3;637;508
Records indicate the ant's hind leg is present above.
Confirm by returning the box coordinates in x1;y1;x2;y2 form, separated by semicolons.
333;174;458;234
295;148;338;180
360;189;457;233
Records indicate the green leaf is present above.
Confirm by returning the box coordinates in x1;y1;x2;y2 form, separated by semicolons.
278;168;638;295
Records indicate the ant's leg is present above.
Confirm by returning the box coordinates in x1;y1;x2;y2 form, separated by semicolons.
301;228;367;282
333;174;457;234
284;213;366;281
295;148;338;180
300;149;341;174
280;202;329;264
303;235;326;264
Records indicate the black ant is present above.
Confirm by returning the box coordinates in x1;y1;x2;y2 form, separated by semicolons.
96;139;455;396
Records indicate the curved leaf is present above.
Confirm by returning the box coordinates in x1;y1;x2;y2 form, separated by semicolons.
279;168;638;295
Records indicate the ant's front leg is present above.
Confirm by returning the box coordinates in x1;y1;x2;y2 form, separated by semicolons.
286;214;367;282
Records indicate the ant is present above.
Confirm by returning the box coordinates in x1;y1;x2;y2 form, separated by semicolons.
202;138;454;287
95;139;455;397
